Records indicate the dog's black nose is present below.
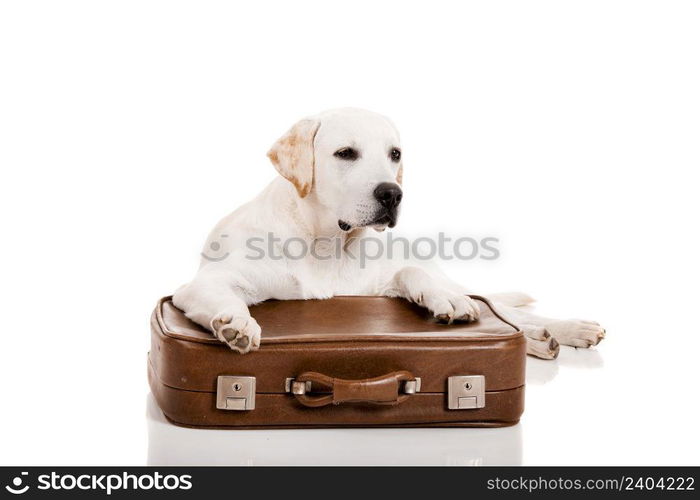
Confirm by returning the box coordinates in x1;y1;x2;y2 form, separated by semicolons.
373;183;403;209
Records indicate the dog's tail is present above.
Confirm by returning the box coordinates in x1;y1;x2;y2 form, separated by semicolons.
484;292;535;307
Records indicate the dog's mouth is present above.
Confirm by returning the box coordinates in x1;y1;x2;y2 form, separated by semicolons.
338;210;398;232
371;210;398;228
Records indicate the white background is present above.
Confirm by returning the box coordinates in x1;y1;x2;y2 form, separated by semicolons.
1;0;699;465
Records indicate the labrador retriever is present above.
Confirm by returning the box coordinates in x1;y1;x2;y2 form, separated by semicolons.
173;108;605;359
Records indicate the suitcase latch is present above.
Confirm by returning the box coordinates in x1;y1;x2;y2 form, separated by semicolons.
216;376;256;411
447;375;485;410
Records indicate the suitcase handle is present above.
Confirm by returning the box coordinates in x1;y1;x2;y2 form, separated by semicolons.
290;371;418;407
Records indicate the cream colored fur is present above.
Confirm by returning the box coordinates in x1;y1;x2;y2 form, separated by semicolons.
173;108;604;359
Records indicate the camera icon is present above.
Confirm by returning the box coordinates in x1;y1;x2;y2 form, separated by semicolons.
5;472;29;495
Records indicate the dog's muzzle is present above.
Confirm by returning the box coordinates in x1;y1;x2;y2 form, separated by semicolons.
338;183;403;231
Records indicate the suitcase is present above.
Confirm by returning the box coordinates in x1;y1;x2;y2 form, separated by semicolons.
148;295;526;428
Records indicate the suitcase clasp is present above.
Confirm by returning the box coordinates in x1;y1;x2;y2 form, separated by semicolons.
216;376;256;411
447;375;486;410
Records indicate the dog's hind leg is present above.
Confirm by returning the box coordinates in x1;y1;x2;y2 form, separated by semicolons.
172;265;261;354
492;302;605;358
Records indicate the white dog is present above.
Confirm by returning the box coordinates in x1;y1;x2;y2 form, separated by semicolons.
173;108;605;359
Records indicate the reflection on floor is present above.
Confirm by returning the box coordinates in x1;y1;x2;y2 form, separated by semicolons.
146;394;522;466
526;346;603;385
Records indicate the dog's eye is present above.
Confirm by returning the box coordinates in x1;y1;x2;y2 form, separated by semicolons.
334;147;358;161
390;148;401;162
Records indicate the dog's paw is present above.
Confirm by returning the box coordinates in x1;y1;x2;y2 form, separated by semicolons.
526;335;560;359
418;291;480;323
521;324;551;341
211;314;261;354
545;319;605;348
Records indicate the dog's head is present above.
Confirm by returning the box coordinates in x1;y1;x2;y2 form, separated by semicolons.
267;108;403;232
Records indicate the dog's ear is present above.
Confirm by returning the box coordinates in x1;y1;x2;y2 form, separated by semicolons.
267;119;321;198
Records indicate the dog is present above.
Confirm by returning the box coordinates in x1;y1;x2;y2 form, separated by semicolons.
173;108;605;359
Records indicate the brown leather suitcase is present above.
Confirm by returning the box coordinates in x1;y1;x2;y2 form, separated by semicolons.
148;295;526;428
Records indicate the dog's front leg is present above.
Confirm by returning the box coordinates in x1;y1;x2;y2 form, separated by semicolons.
382;266;480;323
172;266;261;353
